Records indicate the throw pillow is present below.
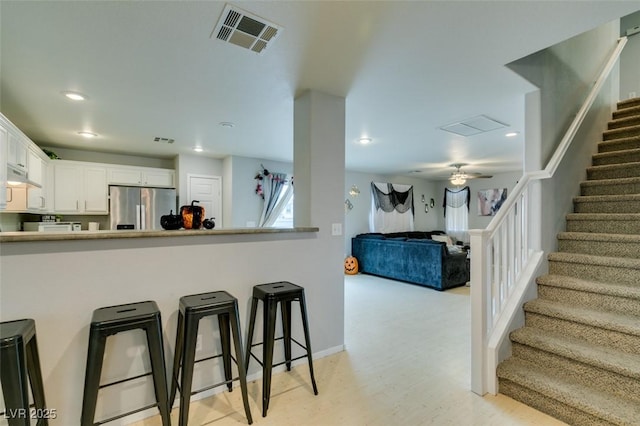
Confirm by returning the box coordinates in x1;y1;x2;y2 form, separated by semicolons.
431;234;453;245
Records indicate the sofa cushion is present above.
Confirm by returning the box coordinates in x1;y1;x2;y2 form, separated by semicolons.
355;233;385;239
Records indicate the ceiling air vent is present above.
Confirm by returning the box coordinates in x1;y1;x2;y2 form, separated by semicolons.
212;4;282;54
440;115;508;137
154;137;175;144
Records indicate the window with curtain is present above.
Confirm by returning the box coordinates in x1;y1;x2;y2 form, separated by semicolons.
369;182;414;233
257;172;292;227
443;186;470;243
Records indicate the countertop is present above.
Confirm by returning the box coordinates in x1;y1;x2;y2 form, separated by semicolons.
0;227;319;242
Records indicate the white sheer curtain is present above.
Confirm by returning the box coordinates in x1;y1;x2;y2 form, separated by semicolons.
369;182;414;233
262;183;293;227
258;172;289;227
444;186;470;243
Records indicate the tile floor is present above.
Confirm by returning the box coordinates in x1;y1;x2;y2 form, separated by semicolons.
133;274;566;425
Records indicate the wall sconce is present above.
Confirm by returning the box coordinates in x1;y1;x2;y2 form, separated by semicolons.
349;185;360;197
421;194;425;203
430;198;435;208
345;199;353;213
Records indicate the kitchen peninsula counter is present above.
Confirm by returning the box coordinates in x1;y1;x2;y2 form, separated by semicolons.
0;226;319;242
0;223;341;425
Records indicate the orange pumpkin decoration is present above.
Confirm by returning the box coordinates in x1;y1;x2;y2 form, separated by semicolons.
344;256;359;275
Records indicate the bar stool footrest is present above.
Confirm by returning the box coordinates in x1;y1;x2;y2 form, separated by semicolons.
93;402;160;426
98;371;153;389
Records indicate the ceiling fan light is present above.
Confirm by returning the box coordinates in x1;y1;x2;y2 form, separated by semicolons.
78;131;97;138
450;175;466;185
62;91;87;101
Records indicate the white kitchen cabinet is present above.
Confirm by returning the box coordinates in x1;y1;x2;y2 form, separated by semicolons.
108;166;174;188
84;167;108;212
7;131;28;171
0;124;7;209
27;149;43;186
27;159;50;212
54;161;108;214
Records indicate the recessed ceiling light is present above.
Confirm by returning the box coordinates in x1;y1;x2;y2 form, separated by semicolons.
78;131;97;138
62;91;87;101
505;132;519;137
193;146;204;152
359;137;372;145
219;122;235;128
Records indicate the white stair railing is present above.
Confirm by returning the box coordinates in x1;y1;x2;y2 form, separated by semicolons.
469;36;628;396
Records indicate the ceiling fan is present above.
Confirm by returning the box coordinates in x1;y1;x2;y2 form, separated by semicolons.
448;163;492;185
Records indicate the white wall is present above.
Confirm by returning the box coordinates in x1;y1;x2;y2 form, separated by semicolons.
343;171;440;256
434;171;523;236
226;156;293;228
507;20;621;255
620;11;640;99
39;146;174;169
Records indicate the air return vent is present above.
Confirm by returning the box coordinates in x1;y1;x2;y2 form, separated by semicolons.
153;137;175;144
212;4;281;54
440;115;508;137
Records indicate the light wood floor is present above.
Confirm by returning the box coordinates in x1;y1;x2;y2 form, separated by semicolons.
133;274;566;425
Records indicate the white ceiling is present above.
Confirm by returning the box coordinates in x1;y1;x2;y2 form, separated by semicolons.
1;1;638;179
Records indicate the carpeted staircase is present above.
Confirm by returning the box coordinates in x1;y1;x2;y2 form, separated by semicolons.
496;97;640;425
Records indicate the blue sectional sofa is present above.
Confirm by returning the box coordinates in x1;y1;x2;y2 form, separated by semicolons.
351;232;469;291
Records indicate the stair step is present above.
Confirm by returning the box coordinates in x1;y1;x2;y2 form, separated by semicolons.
587;162;640;180
524;298;640;354
537;274;640;316
603;124;640;141
566;213;640;234
608;115;640;130
613;104;640;120
497;358;640;425
573;194;640;214
592;148;640;166
617;97;640;110
548;251;640;285
557;232;640;259
510;328;640;402
598;135;640;153
580;177;640;196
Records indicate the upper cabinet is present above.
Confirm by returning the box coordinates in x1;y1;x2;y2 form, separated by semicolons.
53;161;108;214
0;124;7;209
108;166;174;188
1;113;50;213
7;132;28;171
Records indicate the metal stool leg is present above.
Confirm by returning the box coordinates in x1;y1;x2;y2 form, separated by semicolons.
80;329;106;426
299;291;318;395
261;298;278;417
1;344;30;426
178;313;199;426
170;311;185;406
244;297;258;372
25;335;48;425
145;322;171;426
281;300;292;371
218;313;233;392
229;303;253;424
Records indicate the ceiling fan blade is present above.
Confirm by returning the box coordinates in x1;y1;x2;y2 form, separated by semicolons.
466;173;493;179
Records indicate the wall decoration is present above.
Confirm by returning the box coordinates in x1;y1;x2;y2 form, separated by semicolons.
477;188;507;216
345;199;353;213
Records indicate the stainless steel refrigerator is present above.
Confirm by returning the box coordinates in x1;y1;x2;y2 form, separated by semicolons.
109;186;177;230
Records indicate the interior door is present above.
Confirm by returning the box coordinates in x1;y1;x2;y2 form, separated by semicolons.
187;175;221;226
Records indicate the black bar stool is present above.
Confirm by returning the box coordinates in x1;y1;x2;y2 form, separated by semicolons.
244;281;318;417
0;319;48;426
170;291;252;426
80;301;171;426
